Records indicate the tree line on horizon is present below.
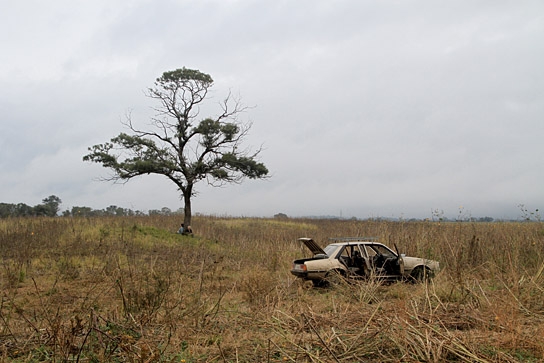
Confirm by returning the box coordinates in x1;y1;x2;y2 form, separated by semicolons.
0;195;183;218
1;195;539;222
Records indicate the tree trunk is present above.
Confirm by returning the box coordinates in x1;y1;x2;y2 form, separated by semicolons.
183;185;193;228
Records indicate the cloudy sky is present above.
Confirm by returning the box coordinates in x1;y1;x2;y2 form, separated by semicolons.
1;0;543;220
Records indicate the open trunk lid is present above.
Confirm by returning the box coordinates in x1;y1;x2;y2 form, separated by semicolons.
298;237;326;255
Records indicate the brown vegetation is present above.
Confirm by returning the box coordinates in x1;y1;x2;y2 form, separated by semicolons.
1;216;543;362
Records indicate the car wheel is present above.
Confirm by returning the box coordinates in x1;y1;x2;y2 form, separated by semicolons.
312;279;326;288
410;266;433;283
325;270;346;287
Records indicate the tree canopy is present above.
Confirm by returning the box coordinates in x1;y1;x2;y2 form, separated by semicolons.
83;67;268;227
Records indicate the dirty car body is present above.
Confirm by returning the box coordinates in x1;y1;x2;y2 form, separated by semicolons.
291;237;440;286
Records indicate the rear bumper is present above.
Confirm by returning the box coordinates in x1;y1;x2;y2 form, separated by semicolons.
291;269;329;281
290;270;308;278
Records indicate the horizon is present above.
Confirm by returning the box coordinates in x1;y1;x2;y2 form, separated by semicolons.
1;194;538;222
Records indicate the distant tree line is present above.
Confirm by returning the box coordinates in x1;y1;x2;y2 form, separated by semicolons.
0;195;183;218
0;195;62;218
64;206;183;217
2;196;537;222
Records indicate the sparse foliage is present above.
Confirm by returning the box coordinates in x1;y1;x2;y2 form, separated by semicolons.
83;68;268;226
518;203;541;222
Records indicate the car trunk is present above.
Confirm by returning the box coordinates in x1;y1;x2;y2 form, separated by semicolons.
297;237;326;255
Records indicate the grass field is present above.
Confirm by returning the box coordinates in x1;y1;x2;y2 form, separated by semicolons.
1;216;543;362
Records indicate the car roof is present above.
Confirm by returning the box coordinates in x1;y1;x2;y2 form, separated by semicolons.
327;242;385;247
329;237;379;243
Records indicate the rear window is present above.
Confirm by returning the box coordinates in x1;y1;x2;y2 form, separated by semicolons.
323;244;338;257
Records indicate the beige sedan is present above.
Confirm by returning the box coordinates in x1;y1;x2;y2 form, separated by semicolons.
291;237;440;286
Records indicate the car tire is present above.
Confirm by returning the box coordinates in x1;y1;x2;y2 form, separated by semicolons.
312;279;326;287
410;266;433;283
325;270;346;287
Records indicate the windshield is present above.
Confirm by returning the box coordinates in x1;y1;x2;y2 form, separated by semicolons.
323;244;339;257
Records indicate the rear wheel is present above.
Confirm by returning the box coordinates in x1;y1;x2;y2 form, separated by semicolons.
312;279;326;287
325;270;346;287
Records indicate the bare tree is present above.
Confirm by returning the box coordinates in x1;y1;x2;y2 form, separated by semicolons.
83;68;268;227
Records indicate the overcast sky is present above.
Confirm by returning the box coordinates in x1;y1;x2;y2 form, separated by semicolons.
1;0;543;220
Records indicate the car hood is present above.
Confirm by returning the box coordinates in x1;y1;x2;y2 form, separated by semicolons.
298;238;326;255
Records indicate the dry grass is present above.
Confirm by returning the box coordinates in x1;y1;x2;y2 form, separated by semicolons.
1;216;543;362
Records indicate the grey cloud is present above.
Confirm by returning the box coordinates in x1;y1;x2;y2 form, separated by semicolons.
1;0;543;219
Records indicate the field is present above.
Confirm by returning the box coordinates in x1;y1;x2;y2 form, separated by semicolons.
1;216;544;362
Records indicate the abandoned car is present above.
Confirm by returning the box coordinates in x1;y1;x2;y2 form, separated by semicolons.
291;237;440;286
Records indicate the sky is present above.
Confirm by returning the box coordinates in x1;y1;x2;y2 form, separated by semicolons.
1;0;543;220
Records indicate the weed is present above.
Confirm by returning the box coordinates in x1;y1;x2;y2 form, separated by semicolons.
0;216;543;361
57;257;80;280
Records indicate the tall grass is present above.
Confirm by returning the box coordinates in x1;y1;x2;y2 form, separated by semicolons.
1;216;543;362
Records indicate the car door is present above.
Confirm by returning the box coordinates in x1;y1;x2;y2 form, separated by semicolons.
370;244;404;276
394;244;405;276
